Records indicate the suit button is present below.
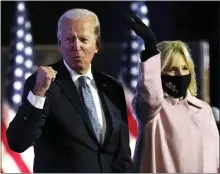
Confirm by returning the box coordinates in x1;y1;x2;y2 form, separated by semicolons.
24;113;28;120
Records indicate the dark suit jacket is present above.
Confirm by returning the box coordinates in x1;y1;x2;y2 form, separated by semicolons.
6;60;135;173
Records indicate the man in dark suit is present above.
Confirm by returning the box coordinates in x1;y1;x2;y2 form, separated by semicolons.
6;8;135;173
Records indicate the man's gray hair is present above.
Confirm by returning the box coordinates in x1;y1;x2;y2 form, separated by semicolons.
57;8;100;40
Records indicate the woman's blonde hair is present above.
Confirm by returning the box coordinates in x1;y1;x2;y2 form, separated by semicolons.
157;40;197;96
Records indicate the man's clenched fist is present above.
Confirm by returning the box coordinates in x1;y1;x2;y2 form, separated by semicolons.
32;66;57;97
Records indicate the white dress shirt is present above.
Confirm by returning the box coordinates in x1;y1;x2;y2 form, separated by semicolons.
27;60;106;142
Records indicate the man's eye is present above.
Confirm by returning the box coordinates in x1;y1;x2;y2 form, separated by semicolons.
67;38;73;42
81;38;88;43
66;37;75;43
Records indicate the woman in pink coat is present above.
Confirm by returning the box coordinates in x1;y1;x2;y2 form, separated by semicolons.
126;14;219;173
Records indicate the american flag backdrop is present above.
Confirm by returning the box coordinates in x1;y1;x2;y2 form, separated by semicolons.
1;1;150;172
121;1;150;157
2;1;35;173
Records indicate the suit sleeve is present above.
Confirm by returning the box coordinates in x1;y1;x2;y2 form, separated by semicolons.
6;73;49;153
113;84;136;173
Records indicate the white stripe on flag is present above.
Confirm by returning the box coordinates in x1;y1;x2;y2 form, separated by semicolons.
1;143;21;173
2;101;34;172
20;147;34;172
129;133;137;158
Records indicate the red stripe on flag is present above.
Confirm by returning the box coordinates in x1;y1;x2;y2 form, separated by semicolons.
127;106;138;137
1;120;30;173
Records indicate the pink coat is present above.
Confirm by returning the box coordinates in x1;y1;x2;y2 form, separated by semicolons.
133;53;219;173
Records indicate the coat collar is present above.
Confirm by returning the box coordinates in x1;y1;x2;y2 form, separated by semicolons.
186;91;203;109
164;90;203;110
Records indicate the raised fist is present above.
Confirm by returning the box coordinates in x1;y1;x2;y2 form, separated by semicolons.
33;66;57;96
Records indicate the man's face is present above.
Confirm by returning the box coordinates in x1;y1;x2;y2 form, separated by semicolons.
58;16;98;74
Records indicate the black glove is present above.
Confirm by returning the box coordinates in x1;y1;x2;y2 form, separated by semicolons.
125;13;159;62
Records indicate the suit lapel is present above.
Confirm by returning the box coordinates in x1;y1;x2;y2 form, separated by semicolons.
54;61;98;142
92;70;118;146
53;61;120;145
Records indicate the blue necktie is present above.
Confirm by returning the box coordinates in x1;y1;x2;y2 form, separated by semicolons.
78;76;102;142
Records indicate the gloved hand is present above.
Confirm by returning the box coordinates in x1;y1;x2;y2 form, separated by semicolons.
125;13;159;62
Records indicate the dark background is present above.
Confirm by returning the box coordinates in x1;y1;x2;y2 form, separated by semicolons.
1;1;220;107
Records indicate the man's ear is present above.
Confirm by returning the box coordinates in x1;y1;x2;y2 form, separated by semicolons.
96;37;101;53
58;39;62;53
58;39;61;46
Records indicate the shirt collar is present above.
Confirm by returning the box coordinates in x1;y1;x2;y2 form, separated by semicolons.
63;59;93;82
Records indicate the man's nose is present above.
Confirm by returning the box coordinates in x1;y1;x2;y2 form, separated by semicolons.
72;38;82;50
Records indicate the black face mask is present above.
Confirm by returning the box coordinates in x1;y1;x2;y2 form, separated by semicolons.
161;74;191;98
